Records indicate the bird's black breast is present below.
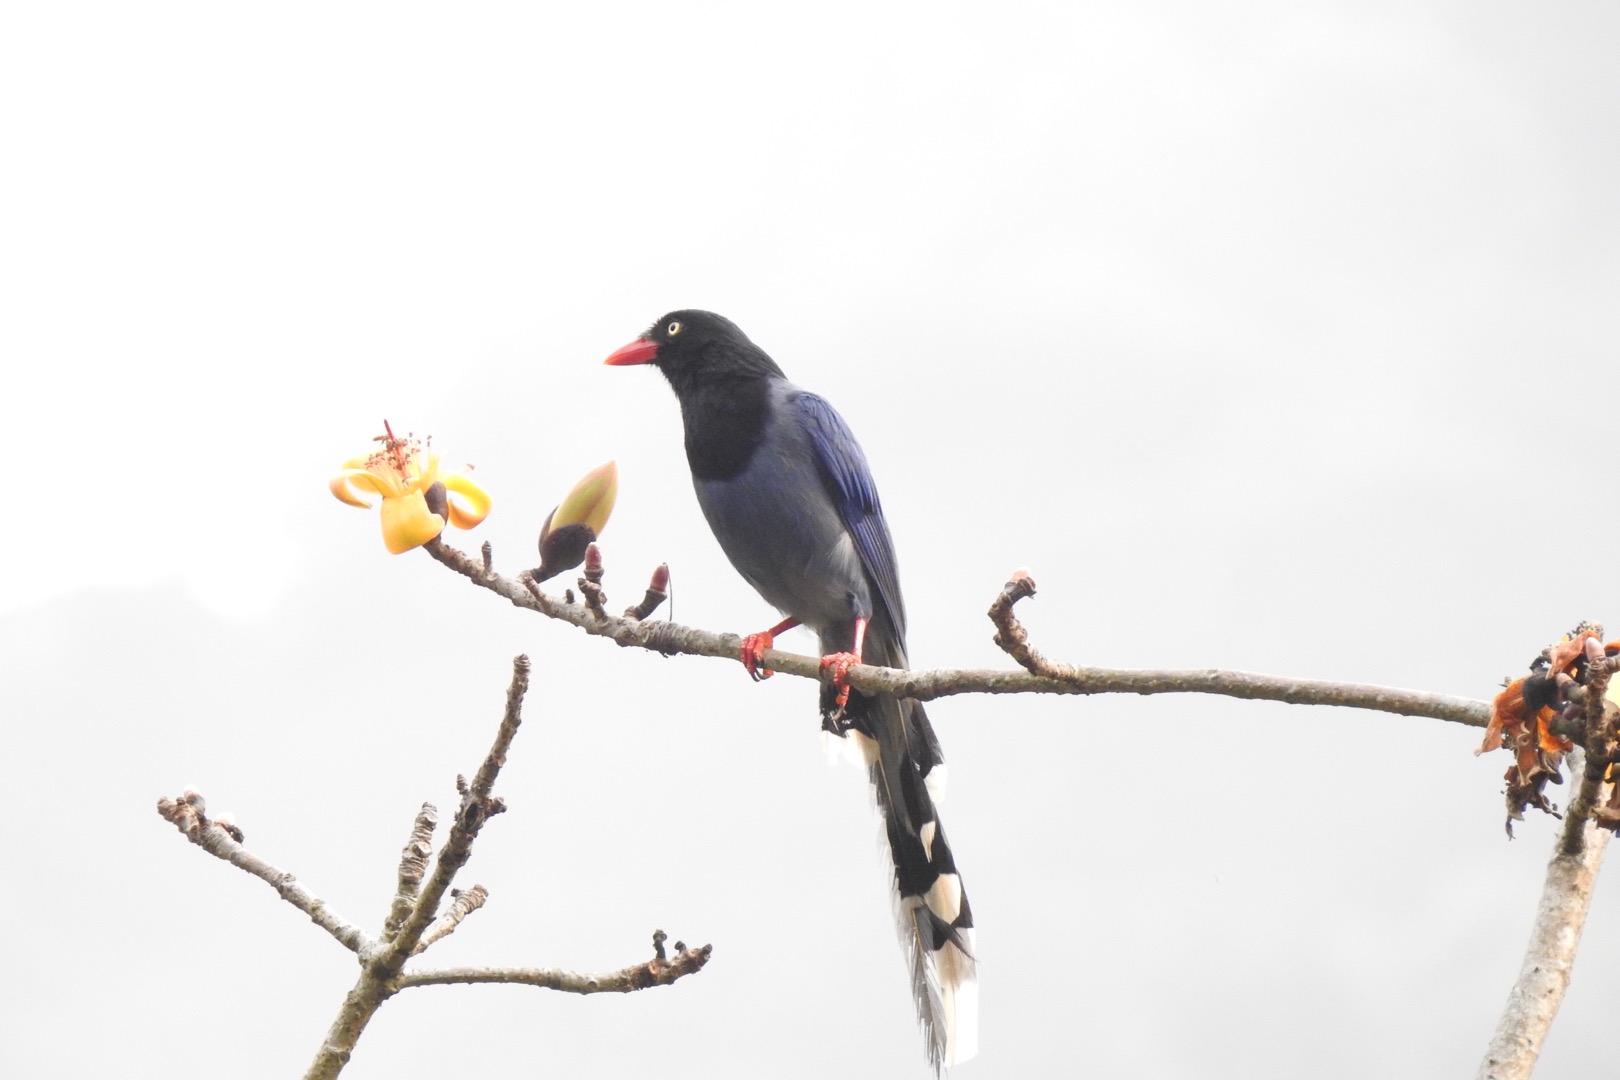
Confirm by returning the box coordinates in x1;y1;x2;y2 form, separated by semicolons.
679;375;773;481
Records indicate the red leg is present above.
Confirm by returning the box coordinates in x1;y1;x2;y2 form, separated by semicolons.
819;617;867;713
741;616;800;681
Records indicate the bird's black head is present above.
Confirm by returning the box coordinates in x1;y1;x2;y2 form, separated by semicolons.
604;310;785;398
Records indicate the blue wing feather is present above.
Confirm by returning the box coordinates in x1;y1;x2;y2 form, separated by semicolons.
793;392;907;641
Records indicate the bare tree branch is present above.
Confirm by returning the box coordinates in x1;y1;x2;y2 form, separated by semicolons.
984;571;1492;725
156;790;373;954
158;655;709;1080
422;539;1493;729
400;933;714;992
305;654;532;1080
1479;654;1618;1079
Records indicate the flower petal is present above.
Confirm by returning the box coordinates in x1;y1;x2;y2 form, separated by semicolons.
441;472;493;530
330;469;377;508
379;490;447;554
332;466;408;508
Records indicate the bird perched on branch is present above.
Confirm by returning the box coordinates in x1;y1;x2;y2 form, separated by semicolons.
605;310;976;1071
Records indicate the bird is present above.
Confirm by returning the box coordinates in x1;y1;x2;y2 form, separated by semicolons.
605;310;976;1071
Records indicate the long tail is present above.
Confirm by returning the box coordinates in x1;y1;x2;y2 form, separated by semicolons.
824;639;977;1072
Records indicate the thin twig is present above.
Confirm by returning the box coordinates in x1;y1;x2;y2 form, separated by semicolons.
156;791;372;954
423;540;1493;729
400;938;714;993
412;885;490;955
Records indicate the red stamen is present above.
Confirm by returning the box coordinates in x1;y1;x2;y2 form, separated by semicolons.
381;419;411;476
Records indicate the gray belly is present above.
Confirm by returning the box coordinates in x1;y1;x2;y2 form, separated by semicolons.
693;441;871;638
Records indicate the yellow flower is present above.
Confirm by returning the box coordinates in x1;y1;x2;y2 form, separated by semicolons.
537;460;618;580
330;423;492;553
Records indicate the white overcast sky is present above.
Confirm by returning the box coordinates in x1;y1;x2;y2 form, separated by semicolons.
4;2;1619;1078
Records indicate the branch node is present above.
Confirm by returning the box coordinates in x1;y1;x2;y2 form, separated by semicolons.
579;576;608;617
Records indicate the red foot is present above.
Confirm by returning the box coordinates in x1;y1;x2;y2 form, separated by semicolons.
820;651;860;713
740;632;776;681
741;617;801;681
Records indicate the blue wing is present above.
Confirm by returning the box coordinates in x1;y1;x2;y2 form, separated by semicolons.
794;391;907;641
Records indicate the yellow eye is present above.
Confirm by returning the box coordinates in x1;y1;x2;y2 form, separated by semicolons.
667;321;682;336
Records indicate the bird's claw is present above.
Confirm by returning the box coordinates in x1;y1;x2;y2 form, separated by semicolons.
819;651;859;713
740;631;775;681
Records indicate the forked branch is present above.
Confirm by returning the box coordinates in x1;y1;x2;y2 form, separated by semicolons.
157;655;710;1080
